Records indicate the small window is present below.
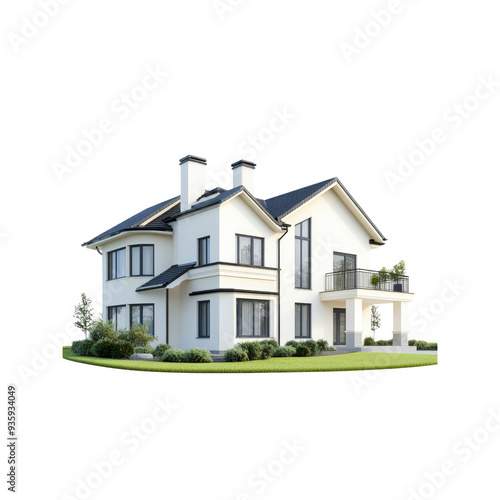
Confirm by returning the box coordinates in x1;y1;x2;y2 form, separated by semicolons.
130;245;154;276
237;299;270;337
130;304;154;335
295;219;311;289
295;303;311;338
198;301;210;338
108;305;127;331
108;248;126;280
198;237;210;266
237;235;264;266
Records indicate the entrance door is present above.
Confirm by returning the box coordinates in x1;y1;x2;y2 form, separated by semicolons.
333;308;346;345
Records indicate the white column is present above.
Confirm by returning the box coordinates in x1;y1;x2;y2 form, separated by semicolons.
346;298;363;348
392;302;409;346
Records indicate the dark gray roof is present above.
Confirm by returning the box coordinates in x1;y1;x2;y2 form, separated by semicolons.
136;262;196;292
82;196;180;247
263;178;336;219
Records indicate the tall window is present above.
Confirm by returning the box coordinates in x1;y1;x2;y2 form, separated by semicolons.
198;237;210;266
130;304;154;335
108;305;126;331
236;299;269;337
237;235;264;266
295;303;311;338
130;245;154;276
108;248;126;280
295;219;311;288
198;301;210;338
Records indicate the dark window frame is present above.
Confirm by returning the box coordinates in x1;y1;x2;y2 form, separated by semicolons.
295;303;312;338
129;303;155;335
295;218;311;289
236;298;270;338
236;234;265;267
198;237;210;266
130;244;155;277
107;247;126;280
107;304;127;331
197;300;210;338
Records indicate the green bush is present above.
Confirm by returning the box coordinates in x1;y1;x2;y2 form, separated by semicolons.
364;337;376;346
260;339;279;349
327;346;337;351
416;341;428;350
112;340;134;359
408;339;417;346
260;344;275;360
119;324;156;348
295;344;312;357
316;339;329;352
285;340;299;349
376;339;393;346
273;346;296;357
77;339;95;356
135;346;154;354
426;342;438;350
184;348;212;363
71;340;82;354
91;338;116;358
238;342;263;361
89;320;118;343
303;339;318;355
153;344;171;358
161;349;186;363
224;348;249;362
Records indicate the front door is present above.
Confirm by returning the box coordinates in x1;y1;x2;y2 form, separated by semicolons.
333;308;346;345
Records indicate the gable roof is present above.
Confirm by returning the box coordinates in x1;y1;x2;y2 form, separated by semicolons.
82;196;180;247
136;262;196;292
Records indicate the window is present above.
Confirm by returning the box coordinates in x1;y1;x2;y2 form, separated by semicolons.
237;235;264;266
108;305;127;331
130;245;154;276
198;237;210;266
295;303;311;338
198;301;210;338
130;304;154;335
108;248;126;280
236;299;270;337
295;219;311;288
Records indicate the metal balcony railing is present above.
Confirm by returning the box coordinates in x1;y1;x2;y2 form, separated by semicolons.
325;268;410;293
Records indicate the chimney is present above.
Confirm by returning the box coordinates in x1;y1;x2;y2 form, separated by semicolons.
179;155;207;212
232;160;256;193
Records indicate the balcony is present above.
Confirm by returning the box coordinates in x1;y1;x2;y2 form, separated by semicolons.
325;268;410;293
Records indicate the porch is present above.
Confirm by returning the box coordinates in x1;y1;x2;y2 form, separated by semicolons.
320;268;414;352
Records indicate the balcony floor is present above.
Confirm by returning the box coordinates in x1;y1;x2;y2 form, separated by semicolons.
319;288;415;304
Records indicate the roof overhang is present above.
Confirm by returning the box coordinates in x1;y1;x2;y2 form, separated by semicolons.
83;229;173;250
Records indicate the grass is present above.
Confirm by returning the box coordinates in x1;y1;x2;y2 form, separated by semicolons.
63;347;437;373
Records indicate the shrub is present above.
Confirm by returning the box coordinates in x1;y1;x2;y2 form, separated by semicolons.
153;344;171;358
408;339;417;346
376;339;393;346
260;339;279;349
119;324;156;348
327;346;337;351
77;339;95;356
260;344;275;360
426;342;438;350
89;320;118;343
303;339;318;355
273;346;296;357
316;339;329;352
91;338;116;358
184;348;212;363
112;340;134;359
71;340;82;354
364;337;376;346
135;346;154;354
285;340;299;349
416;341;428;350
161;349;186;362
295;344;312;357
238;342;263;361
224;348;249;362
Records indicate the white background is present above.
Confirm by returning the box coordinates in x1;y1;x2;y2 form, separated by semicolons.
1;1;499;499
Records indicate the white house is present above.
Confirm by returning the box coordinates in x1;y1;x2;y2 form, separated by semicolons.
82;155;415;353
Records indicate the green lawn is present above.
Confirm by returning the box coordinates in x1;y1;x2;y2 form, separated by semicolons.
62;347;437;373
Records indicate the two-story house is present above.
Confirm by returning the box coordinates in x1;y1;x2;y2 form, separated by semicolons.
82;155;414;353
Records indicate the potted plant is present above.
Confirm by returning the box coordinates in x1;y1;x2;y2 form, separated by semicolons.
391;260;406;292
370;266;390;288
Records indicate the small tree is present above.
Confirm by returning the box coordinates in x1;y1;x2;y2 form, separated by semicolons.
73;293;96;339
371;305;381;340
